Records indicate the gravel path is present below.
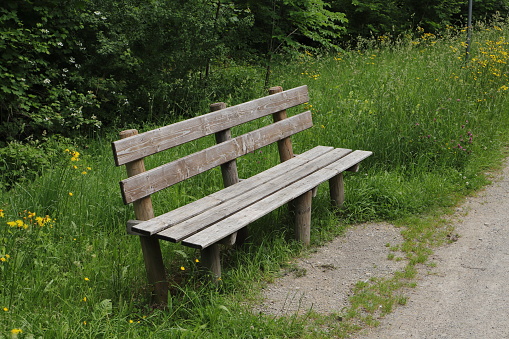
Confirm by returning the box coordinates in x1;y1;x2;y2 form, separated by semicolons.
257;160;509;338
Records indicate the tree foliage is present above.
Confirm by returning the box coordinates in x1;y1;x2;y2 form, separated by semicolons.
1;0;509;145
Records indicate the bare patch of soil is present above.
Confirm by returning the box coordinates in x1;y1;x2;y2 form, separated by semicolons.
254;222;407;316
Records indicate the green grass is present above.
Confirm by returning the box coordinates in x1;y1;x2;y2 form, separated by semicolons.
2;21;509;338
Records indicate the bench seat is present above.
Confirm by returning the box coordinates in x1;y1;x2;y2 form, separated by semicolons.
130;146;371;249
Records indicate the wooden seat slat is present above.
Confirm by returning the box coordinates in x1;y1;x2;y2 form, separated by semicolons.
120;111;313;204
181;150;372;249
156;148;353;243
112;86;309;166
131;146;336;236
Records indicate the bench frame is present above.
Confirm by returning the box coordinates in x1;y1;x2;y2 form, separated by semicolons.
112;85;372;305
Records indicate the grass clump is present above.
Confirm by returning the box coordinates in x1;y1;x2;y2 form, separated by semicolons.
2;20;509;337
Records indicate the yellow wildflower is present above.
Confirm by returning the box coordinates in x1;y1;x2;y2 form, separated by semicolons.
180;266;185;271
68;192;73;196
84;277;90;281
0;209;4;218
3;307;8;311
11;329;23;334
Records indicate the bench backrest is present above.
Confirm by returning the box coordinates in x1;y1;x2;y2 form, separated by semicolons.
112;85;311;205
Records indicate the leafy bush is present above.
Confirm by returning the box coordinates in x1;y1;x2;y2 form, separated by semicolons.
0;1;102;143
0;135;75;190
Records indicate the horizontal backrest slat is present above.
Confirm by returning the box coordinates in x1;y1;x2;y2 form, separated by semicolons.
112;85;309;166
120;111;313;204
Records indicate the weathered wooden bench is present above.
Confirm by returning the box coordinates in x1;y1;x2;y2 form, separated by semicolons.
112;85;372;304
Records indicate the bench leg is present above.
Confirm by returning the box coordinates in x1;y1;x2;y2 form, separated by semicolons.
139;237;168;306
201;244;221;283
329;172;345;208
294;190;313;245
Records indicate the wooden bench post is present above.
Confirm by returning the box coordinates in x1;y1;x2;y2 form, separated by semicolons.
269;86;294;162
120;129;168;306
200;102;242;281
329;173;345;208
330;163;360;209
269;86;312;245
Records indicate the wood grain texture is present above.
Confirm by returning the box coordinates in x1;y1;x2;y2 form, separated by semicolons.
181;150;372;249
269;86;294;162
131;146;337;235
119;129;168;306
112;86;309;166
156;148;353;243
120;111;313;204
293;190;313;245
211;101;240;245
329;173;345;208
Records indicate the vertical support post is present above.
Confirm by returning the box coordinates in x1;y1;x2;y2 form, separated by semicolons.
211;102;248;247
120;129;168;306
294;190;313;245
269;87;312;245
329;172;345;208
201;244;221;282
465;0;473;61
268;86;294;162
211;102;240;187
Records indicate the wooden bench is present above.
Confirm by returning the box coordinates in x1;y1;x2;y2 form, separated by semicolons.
112;85;372;304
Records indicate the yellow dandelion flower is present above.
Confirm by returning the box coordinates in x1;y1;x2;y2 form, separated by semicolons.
84;277;90;281
0;209;4;218
11;329;23;334
82;297;87;302
3;307;8;311
68;192;73;196
195;258;200;263
73;165;78;169
180;266;185;271
0;257;5;262
129;319;134;324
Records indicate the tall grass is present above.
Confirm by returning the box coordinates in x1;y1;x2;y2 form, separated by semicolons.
2;21;509;337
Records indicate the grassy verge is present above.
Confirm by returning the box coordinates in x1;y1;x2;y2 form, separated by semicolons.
2;20;509;338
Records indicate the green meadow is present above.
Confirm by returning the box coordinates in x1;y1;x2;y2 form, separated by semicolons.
2;21;509;338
